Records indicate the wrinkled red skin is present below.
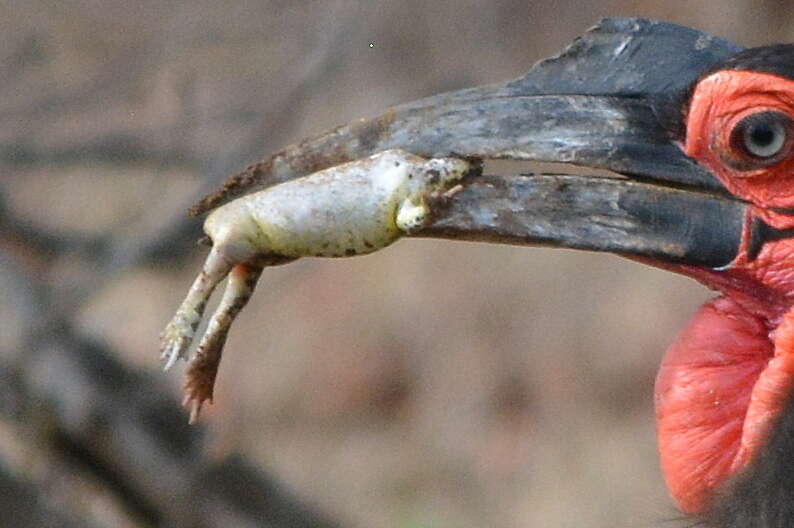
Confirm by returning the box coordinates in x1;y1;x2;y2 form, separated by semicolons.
654;71;794;514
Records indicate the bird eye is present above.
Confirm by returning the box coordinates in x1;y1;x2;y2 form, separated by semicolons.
728;111;793;169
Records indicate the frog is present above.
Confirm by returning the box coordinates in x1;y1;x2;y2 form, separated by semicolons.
160;149;473;422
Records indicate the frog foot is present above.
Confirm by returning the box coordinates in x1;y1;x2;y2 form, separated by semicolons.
160;310;200;370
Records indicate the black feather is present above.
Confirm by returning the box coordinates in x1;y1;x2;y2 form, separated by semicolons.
719;45;794;80
703;388;794;527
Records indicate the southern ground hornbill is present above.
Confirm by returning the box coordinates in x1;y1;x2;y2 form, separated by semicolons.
164;18;794;527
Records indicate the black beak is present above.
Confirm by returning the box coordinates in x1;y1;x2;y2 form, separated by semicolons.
193;18;769;269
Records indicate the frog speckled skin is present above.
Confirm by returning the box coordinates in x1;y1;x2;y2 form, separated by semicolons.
160;149;471;421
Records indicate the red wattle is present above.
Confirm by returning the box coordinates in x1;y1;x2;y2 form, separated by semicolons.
655;296;773;513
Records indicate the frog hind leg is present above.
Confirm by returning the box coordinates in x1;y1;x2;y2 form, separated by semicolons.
183;263;263;423
160;246;235;370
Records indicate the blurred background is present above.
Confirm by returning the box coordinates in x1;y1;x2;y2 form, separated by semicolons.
2;1;793;527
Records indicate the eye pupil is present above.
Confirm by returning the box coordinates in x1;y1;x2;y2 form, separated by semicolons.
748;124;775;148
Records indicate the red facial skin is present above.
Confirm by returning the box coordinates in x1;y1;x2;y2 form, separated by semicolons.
654;70;794;514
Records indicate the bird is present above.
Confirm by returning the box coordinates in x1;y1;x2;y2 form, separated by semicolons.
178;17;794;527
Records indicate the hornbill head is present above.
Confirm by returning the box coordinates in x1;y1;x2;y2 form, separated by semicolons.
192;18;794;526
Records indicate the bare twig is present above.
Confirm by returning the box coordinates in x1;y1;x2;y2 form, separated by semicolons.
2;323;339;528
0;464;102;528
